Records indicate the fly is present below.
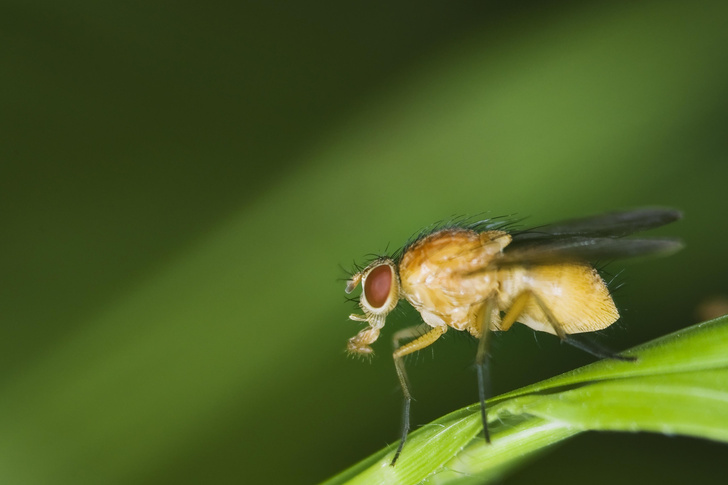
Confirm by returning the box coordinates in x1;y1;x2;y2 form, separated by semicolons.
343;207;682;465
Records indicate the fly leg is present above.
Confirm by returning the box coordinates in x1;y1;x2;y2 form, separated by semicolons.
474;291;532;444
474;289;634;447
391;324;430;392
499;290;634;361
474;297;497;444
529;293;636;362
561;335;636;361
499;291;532;332
390;324;447;466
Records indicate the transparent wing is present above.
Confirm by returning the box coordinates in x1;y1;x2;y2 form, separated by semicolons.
492;236;683;267
511;207;682;242
460;207;683;273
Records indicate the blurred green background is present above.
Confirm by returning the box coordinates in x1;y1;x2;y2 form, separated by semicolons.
2;1;727;483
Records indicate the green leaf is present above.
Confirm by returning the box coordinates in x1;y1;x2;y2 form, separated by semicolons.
321;315;728;485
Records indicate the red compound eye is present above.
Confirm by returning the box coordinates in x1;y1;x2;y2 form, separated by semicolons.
364;264;392;309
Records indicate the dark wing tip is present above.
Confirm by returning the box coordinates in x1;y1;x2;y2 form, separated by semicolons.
644;207;683;224
650;237;684;257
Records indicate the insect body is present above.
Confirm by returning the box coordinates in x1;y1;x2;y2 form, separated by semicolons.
344;208;682;465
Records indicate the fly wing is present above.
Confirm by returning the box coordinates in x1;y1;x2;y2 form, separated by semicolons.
511;207;682;242
492;236;683;267
454;207;683;274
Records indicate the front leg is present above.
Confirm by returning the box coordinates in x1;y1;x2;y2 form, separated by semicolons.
347;315;385;355
390;324;447;466
347;327;381;355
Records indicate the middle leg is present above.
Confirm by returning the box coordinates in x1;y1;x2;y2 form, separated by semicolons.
474;292;531;445
474;297;497;444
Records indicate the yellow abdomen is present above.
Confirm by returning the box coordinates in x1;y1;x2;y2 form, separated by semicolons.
496;264;619;335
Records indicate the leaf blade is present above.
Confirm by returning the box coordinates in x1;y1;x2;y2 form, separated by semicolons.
321;315;728;485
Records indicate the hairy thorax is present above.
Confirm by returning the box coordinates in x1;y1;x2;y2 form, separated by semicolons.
399;229;511;331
